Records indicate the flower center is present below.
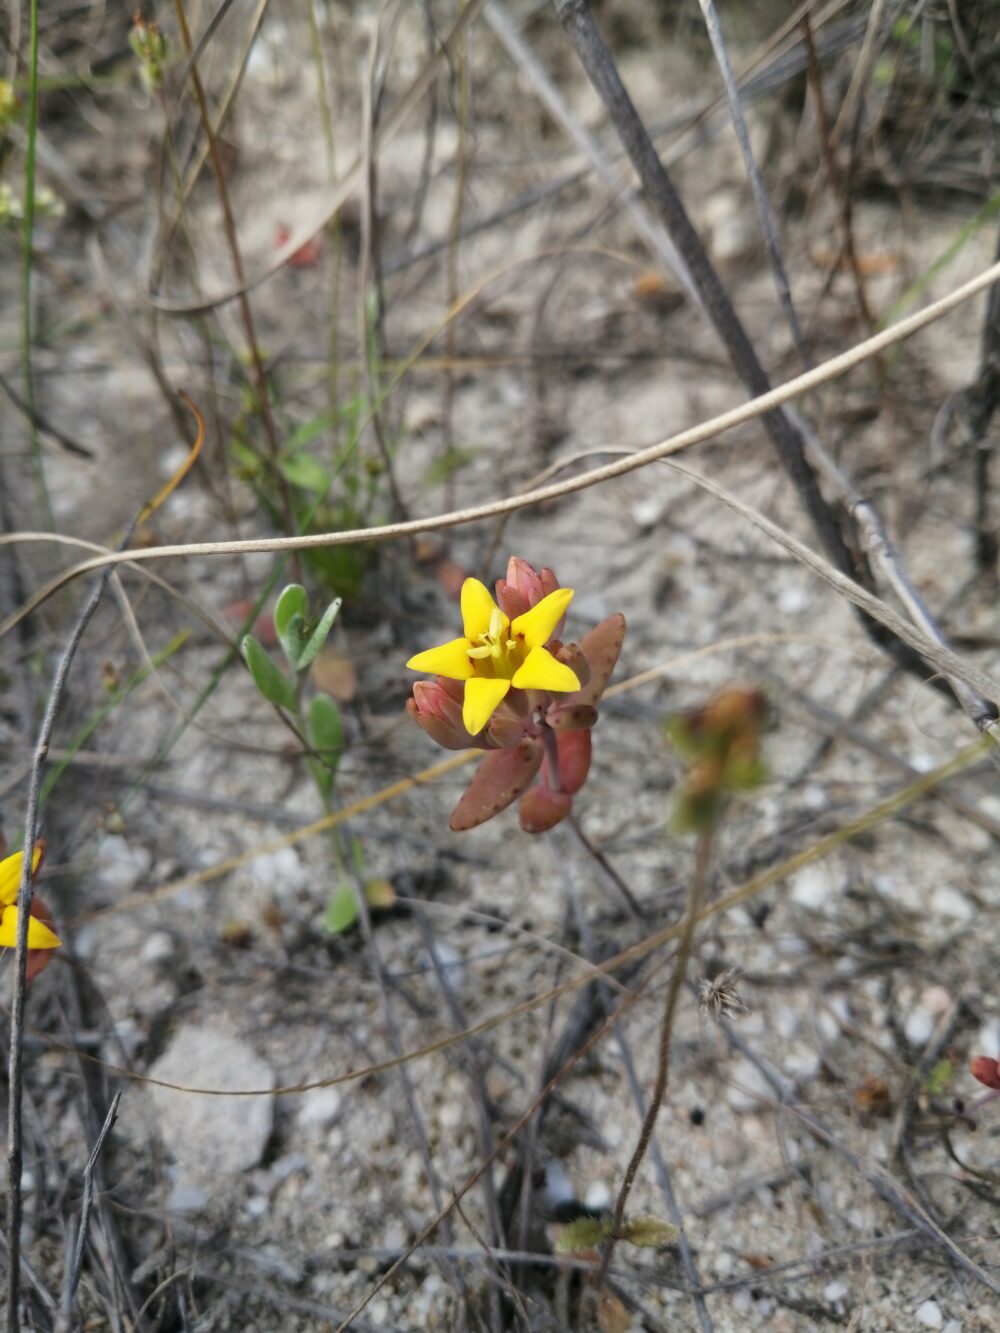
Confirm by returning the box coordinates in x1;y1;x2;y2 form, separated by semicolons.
466;607;523;677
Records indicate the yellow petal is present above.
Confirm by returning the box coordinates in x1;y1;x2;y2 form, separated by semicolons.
407;638;474;680
0;905;61;950
463;677;511;735
510;587;573;649
461;578;500;641
0;845;42;908
511;645;581;693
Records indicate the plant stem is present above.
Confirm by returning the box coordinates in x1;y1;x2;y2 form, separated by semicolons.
597;826;714;1283
21;0;51;524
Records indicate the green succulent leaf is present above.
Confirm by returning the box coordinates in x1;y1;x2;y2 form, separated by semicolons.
323;885;359;935
242;635;297;711
296;596;343;671
274;584;309;669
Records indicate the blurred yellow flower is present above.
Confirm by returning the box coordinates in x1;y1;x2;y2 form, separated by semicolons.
0;845;62;951
407;577;580;735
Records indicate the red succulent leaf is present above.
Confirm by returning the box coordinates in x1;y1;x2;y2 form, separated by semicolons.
970;1056;1000;1090
570;614;626;708
556;729;592;795
519;786;573;833
450;739;544;831
545;702;598;733
25;894;57;983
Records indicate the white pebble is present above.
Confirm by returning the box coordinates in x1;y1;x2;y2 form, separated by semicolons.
296;1087;342;1134
916;1299;943;1329
977;1019;1000;1057
139;931;175;965
249;846;307;896
930;887;972;921
905;1008;935;1046
824;1279;848;1303
584;1181;612;1212
95;836;152;894
777;585;807;615
791;866;830;910
725;1058;774;1112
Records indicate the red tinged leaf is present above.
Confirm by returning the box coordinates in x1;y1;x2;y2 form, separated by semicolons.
557;729;592;795
571;614;625;708
970;1056;1000;1090
519;786;573;833
545;702;598;733
25;894;57;983
450;739;543;831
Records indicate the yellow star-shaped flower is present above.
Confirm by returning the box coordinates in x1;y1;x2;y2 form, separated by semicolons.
407;578;581;735
0;844;62;951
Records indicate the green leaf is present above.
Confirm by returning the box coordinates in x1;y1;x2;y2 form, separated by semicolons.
279;451;331;494
242;635;296;711
554;1218;612;1254
424;446;477;488
274;584;309;669
274;584;307;640
619;1215;680;1249
323;885;359;934
286;412;336;452
925;1058;954;1097
309;694;343;796
295;596;342;671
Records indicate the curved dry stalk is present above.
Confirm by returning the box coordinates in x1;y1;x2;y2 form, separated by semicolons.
665;460;1000;723
5;247;1000;640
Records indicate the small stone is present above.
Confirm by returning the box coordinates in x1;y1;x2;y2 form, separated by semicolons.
905;1008;935;1046
915;1300;942;1329
140;931;175;965
249;846;307;897
296;1086;342;1134
777;585;807;615
584;1181;612;1212
168;1182;208;1212
791;866;830;910
425;939;465;992
783;1046;821;1082
802;784;827;810
824;1279;848;1303
269;1152;308;1184
95;836;152;894
921;985;952;1016
725;1057;774;1112
148;1025;274;1186
977;1018;1000;1057
245;1195;269;1218
930;887;972;921
775;1006;799;1040
632;493;669;529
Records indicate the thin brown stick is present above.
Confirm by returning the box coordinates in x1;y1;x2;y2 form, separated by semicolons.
598;828;713;1283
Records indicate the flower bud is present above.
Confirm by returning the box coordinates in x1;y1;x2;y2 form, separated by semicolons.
970;1056;1000;1090
408;678;482;750
496;558;562;623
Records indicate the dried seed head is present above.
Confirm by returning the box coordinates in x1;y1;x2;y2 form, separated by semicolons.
699;967;748;1023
